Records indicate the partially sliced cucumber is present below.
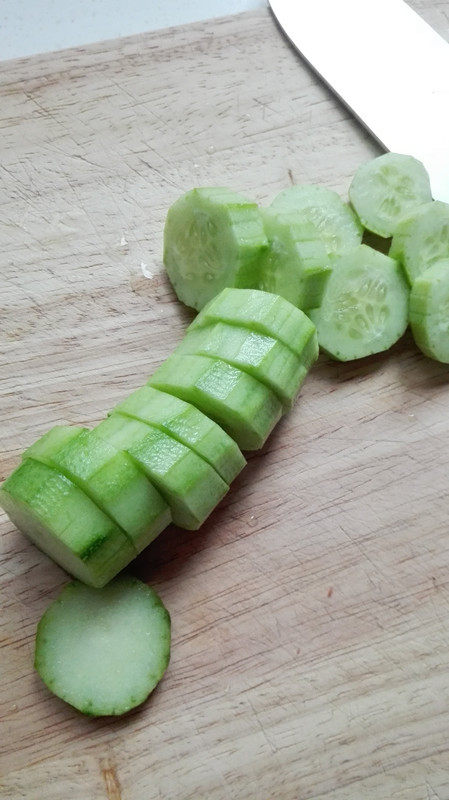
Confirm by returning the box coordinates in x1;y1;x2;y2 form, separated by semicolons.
25;426;170;554
176;322;307;409
149;354;282;450
35;577;170;716
309;244;409;361
270;185;362;256
349;153;432;237
94;413;228;530
389;201;449;285
260;209;332;310
0;459;134;587
190;288;318;364
409;259;449;362
163;187;268;310
114;386;245;485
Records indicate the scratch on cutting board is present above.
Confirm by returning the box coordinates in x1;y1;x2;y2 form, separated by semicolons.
101;760;122;800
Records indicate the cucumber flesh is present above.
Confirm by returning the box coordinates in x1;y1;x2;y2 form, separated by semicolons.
190;287;318;362
389;201;449;285
309;244;409;361
409;259;449;362
0;459;134;587
163;187;268;311
176;322;307;409
260;209;332;310
114;386;245;484
34;577;170;716
25;427;170;554
349;153;432;237
270;184;363;256
95;412;228;530
149;353;282;451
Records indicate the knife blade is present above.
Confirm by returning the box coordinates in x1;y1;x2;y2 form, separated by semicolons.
268;0;449;201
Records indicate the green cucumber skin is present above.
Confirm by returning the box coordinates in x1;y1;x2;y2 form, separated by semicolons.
389;201;449;286
34;577;171;716
149;353;282;451
190;288;317;362
0;460;134;587
409;259;449;363
114;386;246;485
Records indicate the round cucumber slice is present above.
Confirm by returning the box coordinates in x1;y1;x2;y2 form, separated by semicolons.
35;577;171;716
349;153;432;237
309;245;409;361
163;187;268;311
389;201;449;285
409;259;449;362
270;184;362;256
190;287;317;363
260;208;331;310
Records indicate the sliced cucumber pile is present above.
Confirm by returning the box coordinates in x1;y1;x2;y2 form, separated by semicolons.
35;577;170;716
409;260;449;363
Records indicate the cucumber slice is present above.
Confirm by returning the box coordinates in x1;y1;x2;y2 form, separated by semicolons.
163;187;268;311
389;201;449;285
25;427;170;554
309;244;409;361
35;577;170;716
349;153;432;237
114;386;245;485
270;185;363;256
176;322;307;409
0;459;134;587
149;354;282;450
260;209;332;310
409;259;449;362
190;288;318;364
94;413;228;530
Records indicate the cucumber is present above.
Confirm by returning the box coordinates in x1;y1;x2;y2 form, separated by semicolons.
149;354;282;450
175;322;307;409
349;153;432;238
389;201;449;285
0;459;135;587
35;577;170;716
260;208;332;310
270;185;363;256
24;426;170;554
163;187;268;311
190;287;318;364
309;244;409;361
94;413;228;530
409;259;449;362
114;386;245;484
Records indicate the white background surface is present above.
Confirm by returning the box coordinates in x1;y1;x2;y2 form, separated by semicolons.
0;0;264;61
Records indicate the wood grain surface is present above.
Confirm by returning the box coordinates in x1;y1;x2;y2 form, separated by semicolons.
2;3;449;798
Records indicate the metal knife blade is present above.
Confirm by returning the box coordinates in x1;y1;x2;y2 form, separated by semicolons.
268;0;449;201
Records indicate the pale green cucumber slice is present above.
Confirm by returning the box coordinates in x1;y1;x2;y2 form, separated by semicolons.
0;459;134;587
163;187;268;310
260;209;332;310
409;259;449;362
389;201;449;285
349;153;432;237
190;289;317;364
309;244;409;361
270;185;362;256
114;386;245;485
94;413;228;530
35;577;170;716
25;427;170;553
149;354;282;450
175;322;307;409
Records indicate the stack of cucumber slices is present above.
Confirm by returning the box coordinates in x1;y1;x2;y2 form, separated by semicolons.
164;152;449;364
3;151;448;718
1;289;316;715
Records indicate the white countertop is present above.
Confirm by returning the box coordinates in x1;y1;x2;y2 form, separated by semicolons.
0;0;264;61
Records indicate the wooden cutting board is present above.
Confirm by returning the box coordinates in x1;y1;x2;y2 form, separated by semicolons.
2;3;449;798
